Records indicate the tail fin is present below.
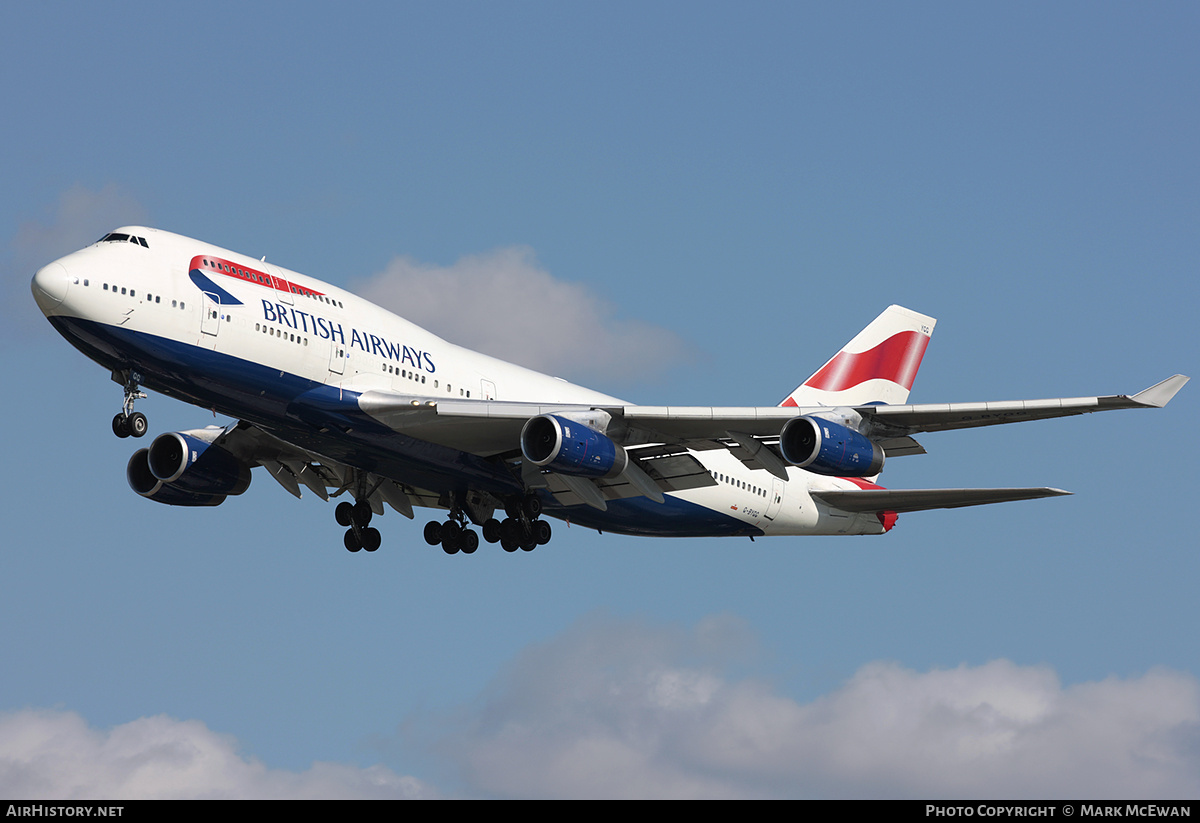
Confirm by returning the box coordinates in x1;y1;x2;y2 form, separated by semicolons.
780;305;936;407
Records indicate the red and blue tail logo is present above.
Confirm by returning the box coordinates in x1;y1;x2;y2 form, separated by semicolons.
780;305;935;407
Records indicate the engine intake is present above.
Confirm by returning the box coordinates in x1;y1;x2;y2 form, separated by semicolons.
126;431;253;506
779;416;885;477
127;448;229;507
520;414;628;478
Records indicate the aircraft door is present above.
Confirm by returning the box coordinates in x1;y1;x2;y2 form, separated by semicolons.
764;477;784;521
265;263;293;306
481;379;496;400
201;292;221;337
328;340;347;376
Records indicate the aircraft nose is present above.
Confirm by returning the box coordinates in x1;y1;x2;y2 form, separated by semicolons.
31;261;70;312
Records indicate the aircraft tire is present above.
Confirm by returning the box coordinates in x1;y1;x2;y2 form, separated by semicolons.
441;521;462;554
352;500;373;527
112;414;130;438
535;520;552;545
423;521;442;545
461;530;479;554
128;412;148;438
344;530;362;552
482;518;501;543
362;528;381;552
336;502;354;527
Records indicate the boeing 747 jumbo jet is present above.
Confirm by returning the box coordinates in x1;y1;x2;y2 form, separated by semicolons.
31;227;1188;554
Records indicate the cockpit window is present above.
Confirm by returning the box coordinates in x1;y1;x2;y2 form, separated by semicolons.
97;232;150;248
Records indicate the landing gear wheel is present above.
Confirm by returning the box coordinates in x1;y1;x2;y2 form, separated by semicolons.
535;520;552;545
128;412;148;438
112;414;130;438
423;521;442;546
501;537;519;553
460;530;479;554
352;500;373;527
523;494;542;519
482;518;502;544
441;521;461;554
336;501;355;527
362;528;381;552
344;529;362;552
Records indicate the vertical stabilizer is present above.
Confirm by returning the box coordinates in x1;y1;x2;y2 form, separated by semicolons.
780;305;936;407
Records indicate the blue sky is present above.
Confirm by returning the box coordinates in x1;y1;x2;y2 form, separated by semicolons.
1;1;1197;798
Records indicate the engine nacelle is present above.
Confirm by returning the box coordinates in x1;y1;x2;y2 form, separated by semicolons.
126;431;253;505
520;414;628;478
126;448;228;507
778;416;885;477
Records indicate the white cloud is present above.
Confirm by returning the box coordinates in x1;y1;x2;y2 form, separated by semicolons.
4;624;1197;799
354;247;693;385
0;709;433;800
431;614;1200;799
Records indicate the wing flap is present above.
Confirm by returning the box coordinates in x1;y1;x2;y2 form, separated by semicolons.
536;452;715;509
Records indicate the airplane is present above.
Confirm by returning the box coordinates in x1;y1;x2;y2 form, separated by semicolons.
31;226;1188;554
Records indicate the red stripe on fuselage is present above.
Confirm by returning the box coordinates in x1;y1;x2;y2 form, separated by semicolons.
189;255;327;299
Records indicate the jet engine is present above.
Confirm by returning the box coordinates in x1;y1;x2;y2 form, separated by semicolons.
778;416;885;477
520;414;628;478
126;431;252;506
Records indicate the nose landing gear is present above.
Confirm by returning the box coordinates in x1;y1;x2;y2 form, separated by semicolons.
111;371;148;439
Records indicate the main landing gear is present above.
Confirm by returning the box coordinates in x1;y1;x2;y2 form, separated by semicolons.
423;494;552;555
336;498;382;553
111;371;148;439
333;486;554;557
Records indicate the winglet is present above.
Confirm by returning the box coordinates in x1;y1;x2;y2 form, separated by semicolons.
1130;374;1189;408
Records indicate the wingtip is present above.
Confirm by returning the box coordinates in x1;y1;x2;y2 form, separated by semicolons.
1131;374;1189;408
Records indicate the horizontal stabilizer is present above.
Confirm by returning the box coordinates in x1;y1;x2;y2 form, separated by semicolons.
811;487;1070;514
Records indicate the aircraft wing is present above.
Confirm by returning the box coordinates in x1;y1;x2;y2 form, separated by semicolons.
857;374;1189;436
205;421;431;517
357;374;1188;457
810;486;1070;514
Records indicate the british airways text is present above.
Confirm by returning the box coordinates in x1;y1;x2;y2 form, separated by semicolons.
261;300;435;372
